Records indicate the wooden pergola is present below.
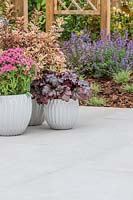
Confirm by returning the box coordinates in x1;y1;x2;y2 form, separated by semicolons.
13;0;111;35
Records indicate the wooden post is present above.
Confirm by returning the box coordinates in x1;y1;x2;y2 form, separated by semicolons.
100;0;110;37
46;0;55;32
13;0;28;29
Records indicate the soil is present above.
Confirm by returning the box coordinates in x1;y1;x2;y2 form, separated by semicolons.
87;77;133;108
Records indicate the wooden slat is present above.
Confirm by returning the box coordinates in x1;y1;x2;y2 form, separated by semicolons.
87;0;97;11
68;2;73;10
97;0;100;11
57;0;68;10
23;0;28;29
54;0;58;11
46;0;55;32
91;0;97;6
92;0;100;11
71;0;82;10
54;10;100;15
13;0;28;29
101;0;111;36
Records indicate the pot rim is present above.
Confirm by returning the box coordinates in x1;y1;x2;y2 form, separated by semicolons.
0;93;30;98
48;98;79;102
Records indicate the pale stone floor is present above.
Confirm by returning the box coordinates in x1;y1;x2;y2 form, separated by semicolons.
0;107;133;200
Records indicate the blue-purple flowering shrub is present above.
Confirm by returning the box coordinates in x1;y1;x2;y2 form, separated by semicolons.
62;30;133;78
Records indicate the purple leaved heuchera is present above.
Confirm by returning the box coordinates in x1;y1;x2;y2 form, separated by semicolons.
31;70;92;105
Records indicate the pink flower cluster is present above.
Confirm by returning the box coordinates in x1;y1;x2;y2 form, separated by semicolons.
0;48;38;75
0;64;17;75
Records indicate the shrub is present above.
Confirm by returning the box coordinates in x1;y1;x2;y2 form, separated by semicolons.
113;70;131;84
111;1;133;38
62;30;133;78
0;48;38;95
28;0;46;31
122;84;133;93
90;83;101;96
87;97;106;106
31;70;92;104
0;1;66;72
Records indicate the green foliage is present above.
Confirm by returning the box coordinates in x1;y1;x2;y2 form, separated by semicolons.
85;82;106;106
111;2;133;38
61;15;100;41
0;0;6;15
90;83;101;96
122;84;133;92
0;48;37;96
28;0;46;31
27;0;133;40
113;70;131;84
28;0;46;11
86;97;106;106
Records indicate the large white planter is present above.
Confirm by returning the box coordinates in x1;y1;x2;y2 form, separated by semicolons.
0;94;32;136
29;99;45;126
44;99;79;130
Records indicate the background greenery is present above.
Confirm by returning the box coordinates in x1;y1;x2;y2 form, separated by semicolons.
0;0;132;40
28;0;133;40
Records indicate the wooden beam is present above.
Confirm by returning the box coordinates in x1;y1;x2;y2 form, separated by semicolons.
54;10;100;15
23;0;28;28
46;0;55;32
13;0;28;29
100;0;110;36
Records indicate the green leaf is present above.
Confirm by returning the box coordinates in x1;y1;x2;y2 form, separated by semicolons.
26;92;32;97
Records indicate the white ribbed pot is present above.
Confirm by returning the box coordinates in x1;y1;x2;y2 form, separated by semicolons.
44;99;79;130
29;99;45;126
0;94;32;136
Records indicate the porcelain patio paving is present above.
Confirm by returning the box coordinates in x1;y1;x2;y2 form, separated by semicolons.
0;107;133;200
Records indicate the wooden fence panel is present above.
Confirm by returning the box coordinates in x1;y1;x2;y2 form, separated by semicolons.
13;0;111;36
46;0;111;36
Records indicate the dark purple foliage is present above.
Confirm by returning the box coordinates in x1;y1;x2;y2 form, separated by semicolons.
31;70;92;104
62;30;133;78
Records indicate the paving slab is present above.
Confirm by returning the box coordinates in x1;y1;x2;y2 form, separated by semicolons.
0;107;133;200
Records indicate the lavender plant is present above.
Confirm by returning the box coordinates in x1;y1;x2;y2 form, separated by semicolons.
62;30;133;78
31;70;92;104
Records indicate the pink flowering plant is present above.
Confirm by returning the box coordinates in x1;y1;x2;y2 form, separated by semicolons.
0;48;38;96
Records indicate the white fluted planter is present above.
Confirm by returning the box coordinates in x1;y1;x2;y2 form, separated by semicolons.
0;94;32;136
29;99;45;126
44;99;79;130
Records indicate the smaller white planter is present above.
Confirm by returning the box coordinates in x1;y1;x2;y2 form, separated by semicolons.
44;99;79;130
29;99;45;126
0;94;32;136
